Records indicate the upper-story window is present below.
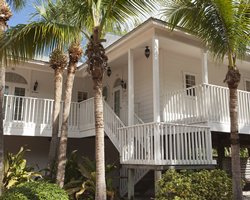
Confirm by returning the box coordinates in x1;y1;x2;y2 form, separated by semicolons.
77;91;88;102
184;73;196;96
245;80;250;92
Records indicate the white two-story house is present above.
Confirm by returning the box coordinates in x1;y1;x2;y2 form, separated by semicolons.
4;18;250;198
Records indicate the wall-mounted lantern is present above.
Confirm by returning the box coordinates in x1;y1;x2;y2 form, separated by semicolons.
33;81;38;91
145;46;150;58
107;66;112;77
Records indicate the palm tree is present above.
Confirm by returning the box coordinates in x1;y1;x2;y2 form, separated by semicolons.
56;41;83;187
0;0;26;195
162;1;250;199
48;48;68;179
0;0;81;180
64;1;156;198
0;0;156;196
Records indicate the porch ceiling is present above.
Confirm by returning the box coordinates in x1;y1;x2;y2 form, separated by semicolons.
108;36;250;73
108;36;202;69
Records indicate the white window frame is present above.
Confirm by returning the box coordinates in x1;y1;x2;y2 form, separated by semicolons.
77;91;88;102
244;78;250;92
183;72;197;96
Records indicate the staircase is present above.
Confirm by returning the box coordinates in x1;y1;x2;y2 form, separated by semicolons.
79;98;216;197
103;101;149;197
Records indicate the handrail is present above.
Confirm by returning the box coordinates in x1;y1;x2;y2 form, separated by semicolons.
161;83;250;125
118;122;210;130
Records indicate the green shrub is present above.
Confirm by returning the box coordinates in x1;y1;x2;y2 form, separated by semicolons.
3;147;41;189
156;169;232;200
64;157;117;200
0;181;69;200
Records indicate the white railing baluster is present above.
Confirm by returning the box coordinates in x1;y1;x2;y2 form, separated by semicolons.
119;122;215;166
161;83;250;127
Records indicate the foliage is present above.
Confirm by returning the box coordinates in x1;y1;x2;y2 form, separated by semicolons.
161;0;250;61
213;147;249;158
0;181;69;200
64;150;82;185
64;157;117;200
3;147;41;189
156;169;233;200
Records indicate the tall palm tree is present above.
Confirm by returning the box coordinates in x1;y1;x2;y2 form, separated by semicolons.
162;1;250;199
0;0;156;196
64;1;156;198
0;0;26;195
0;0;80;180
56;41;83;187
48;48;67;179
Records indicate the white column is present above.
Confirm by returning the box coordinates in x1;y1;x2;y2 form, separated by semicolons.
152;36;160;123
127;49;135;199
128;168;135;200
152;35;162;195
201;48;208;84
128;49;134;126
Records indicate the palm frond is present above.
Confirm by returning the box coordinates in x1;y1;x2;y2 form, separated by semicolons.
6;0;26;11
62;0;158;37
161;0;250;61
0;21;80;65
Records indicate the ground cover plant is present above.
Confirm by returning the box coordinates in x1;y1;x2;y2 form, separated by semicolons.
156;169;233;200
0;181;69;200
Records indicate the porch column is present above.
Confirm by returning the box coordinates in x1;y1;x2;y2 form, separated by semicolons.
128;168;135;200
127;49;135;200
217;135;225;169
152;35;162;196
152;36;160;123
128;49;134;126
201;48;208;84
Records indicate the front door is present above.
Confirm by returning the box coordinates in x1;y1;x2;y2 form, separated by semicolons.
13;87;25;120
5;84;26;121
113;87;121;117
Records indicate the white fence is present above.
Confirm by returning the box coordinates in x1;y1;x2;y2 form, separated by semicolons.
161;84;250;125
119;122;215;166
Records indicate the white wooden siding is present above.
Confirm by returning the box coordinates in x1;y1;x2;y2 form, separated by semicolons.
134;58;153;122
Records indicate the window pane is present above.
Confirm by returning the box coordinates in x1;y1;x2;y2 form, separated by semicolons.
185;74;196;96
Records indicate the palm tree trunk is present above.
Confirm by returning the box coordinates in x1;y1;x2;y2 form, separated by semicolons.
86;27;108;200
93;79;106;200
0;1;11;195
0;66;5;195
56;65;76;187
48;67;64;179
225;67;242;200
56;42;82;188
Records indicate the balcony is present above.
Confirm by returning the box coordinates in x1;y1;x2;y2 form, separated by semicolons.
3;95;80;137
161;84;250;134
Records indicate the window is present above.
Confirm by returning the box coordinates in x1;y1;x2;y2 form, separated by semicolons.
184;74;196;96
6;72;27;84
245;80;250;92
77;91;88;102
102;86;108;101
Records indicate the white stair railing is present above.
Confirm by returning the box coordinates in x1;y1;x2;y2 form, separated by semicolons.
119;122;216;166
78;98;95;132
103;100;125;151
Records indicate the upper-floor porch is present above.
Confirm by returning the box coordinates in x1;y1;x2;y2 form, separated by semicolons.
161;83;250;134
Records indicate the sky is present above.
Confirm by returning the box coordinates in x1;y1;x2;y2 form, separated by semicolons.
8;1;36;27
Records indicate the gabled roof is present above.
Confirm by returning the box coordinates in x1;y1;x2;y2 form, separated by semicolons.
78;17;250;72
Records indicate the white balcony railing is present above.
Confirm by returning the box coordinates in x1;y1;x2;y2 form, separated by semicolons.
3;95;80;134
119;122;215;166
161;84;250;125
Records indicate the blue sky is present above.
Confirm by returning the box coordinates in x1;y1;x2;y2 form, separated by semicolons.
9;2;36;27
